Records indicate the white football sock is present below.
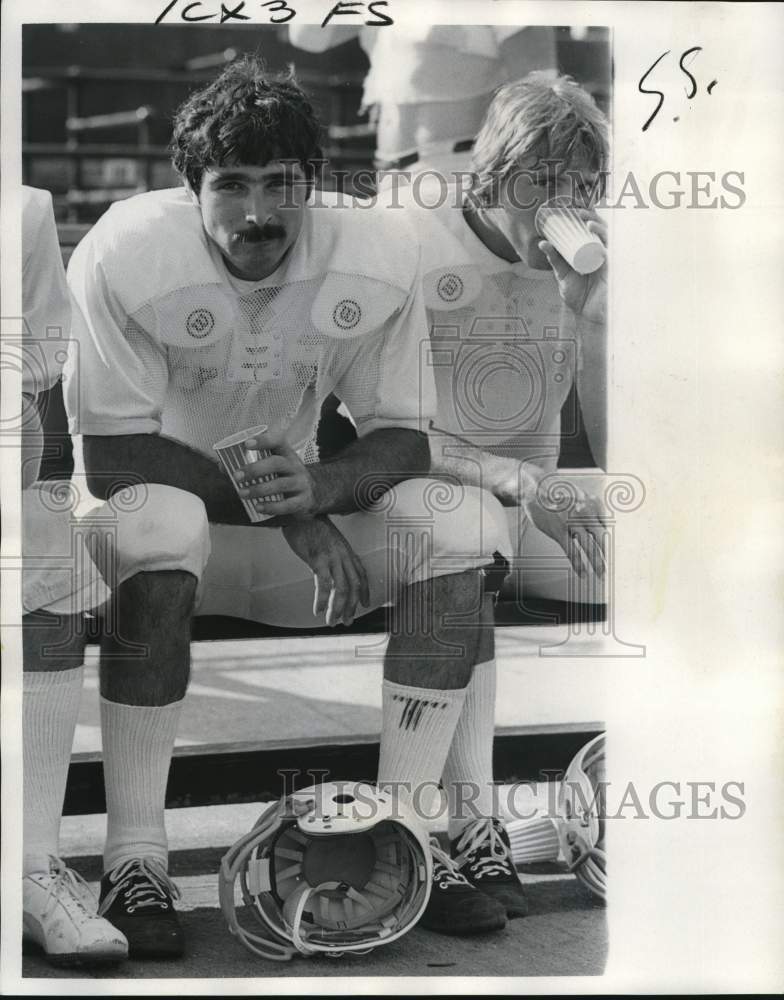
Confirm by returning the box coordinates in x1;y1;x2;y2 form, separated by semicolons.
377;679;466;823
23;667;84;875
442;659;498;841
101;698;182;872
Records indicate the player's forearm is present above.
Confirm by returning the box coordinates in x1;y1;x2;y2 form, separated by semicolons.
82;433;249;524
575;316;608;470
309;428;430;516
428;430;541;506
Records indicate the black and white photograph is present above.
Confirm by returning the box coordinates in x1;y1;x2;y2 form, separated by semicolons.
1;1;782;995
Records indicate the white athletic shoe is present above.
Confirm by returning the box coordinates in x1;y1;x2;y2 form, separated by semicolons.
23;857;128;965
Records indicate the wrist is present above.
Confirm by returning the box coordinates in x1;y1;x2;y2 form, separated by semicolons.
306;465;330;516
486;454;540;506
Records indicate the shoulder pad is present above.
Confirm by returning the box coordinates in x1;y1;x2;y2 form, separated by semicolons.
397;188;483;311
422;263;483;312
302;196;418;292
87;189;219;315
302;197;417;337
311;272;407;340
148;285;236;347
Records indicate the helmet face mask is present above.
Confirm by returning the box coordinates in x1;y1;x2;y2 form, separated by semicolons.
556;733;607;902
219;782;432;960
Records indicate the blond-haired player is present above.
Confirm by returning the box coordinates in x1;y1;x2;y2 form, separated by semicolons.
392;73;610;893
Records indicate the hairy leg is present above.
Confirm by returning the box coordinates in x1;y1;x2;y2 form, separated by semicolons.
98;571;195;706
96;570;196;872
384;569;485;690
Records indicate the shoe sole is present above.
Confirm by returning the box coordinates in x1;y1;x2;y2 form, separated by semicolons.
467;882;529;920
23;939;128;967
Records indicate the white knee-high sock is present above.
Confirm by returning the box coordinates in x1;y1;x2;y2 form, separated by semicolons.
442;659;498;841
378;679;466;822
101;698;182;872
23;667;84;875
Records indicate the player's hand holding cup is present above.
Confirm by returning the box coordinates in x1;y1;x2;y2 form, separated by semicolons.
214;424;286;522
536;196;607;325
231;425;317;518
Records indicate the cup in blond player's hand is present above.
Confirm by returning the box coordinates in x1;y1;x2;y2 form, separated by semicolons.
214;424;283;523
537;204;607;324
535;196;606;275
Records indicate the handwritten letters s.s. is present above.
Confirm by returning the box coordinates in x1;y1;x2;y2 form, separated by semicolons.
638;47;718;132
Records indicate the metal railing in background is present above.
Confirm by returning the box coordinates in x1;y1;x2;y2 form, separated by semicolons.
23;59;372;221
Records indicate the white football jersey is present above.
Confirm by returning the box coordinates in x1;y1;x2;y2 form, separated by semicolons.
22;186;72;396
401;181;579;473
65;188;435;461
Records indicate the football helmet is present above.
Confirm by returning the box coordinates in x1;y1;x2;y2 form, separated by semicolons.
556;733;607;901
219;781;432;960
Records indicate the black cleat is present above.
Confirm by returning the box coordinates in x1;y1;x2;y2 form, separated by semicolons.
98;857;185;959
452;817;529;919
418;838;507;936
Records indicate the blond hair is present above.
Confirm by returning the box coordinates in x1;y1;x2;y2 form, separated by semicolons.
471;72;609;203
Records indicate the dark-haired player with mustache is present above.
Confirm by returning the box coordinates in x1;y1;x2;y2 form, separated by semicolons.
63;56;520;958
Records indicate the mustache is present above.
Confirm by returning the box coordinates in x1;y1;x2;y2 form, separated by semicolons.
232;224;286;244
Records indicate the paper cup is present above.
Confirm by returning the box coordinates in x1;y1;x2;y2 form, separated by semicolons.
535;197;606;275
214;424;283;524
506;813;562;864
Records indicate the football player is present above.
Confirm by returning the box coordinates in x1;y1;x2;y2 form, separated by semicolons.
62;56;526;956
21;185;128;965
390;74;610;889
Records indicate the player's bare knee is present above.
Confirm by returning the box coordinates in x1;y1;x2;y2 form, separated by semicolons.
113;569;197;619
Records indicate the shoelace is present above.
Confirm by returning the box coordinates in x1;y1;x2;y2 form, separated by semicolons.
453;818;515;880
99;857;181;916
41;857;96;920
429;839;472;889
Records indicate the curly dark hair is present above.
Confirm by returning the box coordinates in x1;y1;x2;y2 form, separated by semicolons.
170;55;324;192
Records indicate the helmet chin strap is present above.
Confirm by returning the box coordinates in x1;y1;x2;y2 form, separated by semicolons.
286;881;378;956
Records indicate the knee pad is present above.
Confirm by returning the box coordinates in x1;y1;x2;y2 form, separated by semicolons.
81;483;211;588
22;482;111;615
374;479;513;586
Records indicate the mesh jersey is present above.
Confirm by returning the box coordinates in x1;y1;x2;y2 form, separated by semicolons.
65;188;434;462
22;186;72;396
402;182;579;473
